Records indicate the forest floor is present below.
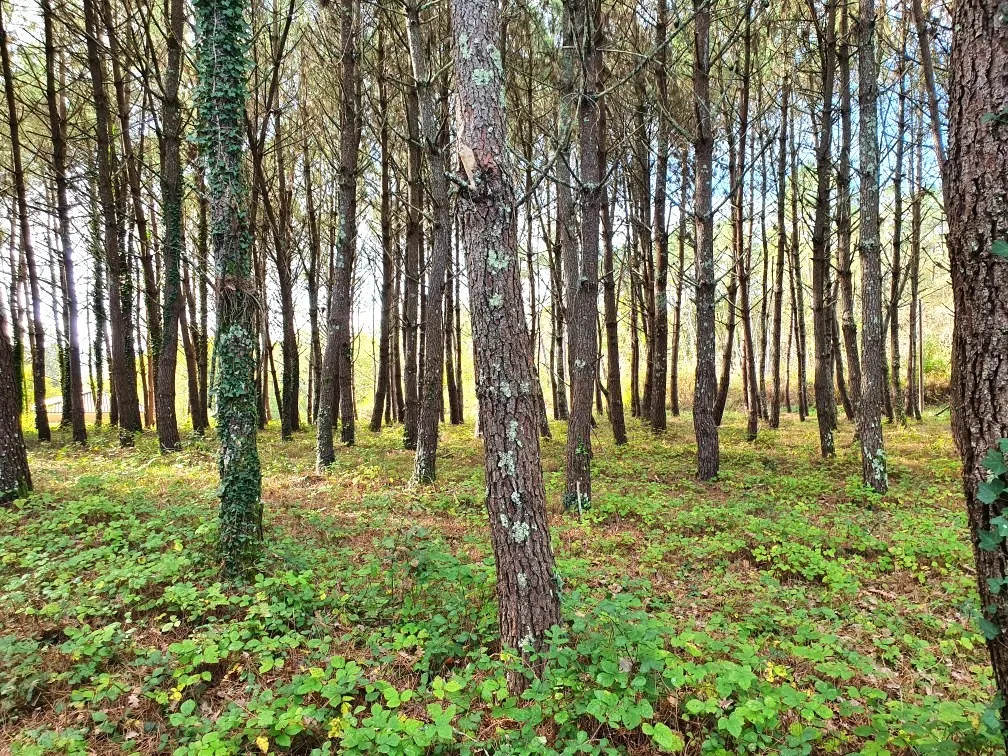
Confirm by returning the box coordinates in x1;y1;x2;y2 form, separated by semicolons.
0;411;1000;755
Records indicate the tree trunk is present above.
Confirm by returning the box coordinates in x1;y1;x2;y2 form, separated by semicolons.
889;19;908;428
601;176;627;444
196;0;262;573
809;0;839;456
448;0;561;685
370;30;393;434
155;0;184;451
649;0;669;432
789;116;809;420
42;0;86;443
402;87;422;450
0;3;50;442
769;80;788;429
906;108;923;421
836;0;861;418
693;0;719;479
735;11;758;442
407;0;453;484
671;149;689;418
857;0;888;493
0;300;29;502
83;0;141;444
945;0;1008;724
564;0;602;508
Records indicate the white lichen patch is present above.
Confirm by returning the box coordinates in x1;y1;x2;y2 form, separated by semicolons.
489;292;502;308
488;249;510;272
472;68;493;87
510;520;530;543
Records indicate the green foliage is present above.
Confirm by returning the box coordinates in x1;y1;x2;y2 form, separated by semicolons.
1;417;1002;754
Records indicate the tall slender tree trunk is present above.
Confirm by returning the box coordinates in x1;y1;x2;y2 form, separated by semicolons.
889;18;908;428
906;108;923;421
564;0;602;508
83;0;141;444
103;0;161;406
402;88;422;450
734;11;758;441
769;80;788;429
196;0;262;573
671;150;689;418
42;0;85;443
370;30;393;434
789;118;809;420
155;0;184;451
601;175;627;444
317;0;361;464
407;0;453;483
836;0;861;418
857;0;888;492
650;0;669;432
693;0;719;479
810;0;839;456
0;4;49;442
448;0;561;686
945;0;1008;724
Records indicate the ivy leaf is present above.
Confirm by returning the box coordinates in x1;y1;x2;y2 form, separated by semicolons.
993;240;1008;259
988;577;1007;595
979;479;1007;505
179;699;195;717
979;528;1003;552
980;617;1002;640
983;448;1008;477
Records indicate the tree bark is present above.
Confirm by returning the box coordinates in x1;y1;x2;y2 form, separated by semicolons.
650;0;669;432
448;0;561;685
0;3;50;442
0;300;29;502
196;0;262;573
945;0;1008;724
857;0;888;492
692;0;719;480
809;0;839;456
854;0;887;491
42;0;86;444
407;0;453;484
83;0;142;444
769;80;788;429
155;0;184;451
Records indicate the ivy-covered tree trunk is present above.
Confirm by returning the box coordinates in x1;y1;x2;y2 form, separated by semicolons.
945;0;1008;724
407;0;452;484
448;0;561;686
0;301;29;503
857;0;887;493
156;0;185;452
0;2;49;443
196;0;262;574
41;0;85;444
692;0;719;479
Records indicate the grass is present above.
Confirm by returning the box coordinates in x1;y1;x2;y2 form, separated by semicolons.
0;410;999;755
